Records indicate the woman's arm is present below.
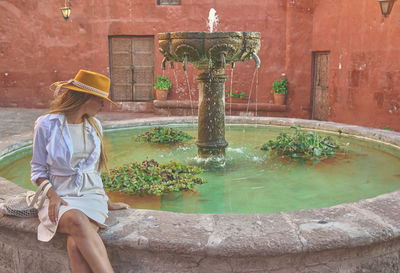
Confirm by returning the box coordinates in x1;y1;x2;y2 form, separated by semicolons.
107;199;129;210
46;187;68;223
30;118;50;186
35;177;68;223
31;118;68;222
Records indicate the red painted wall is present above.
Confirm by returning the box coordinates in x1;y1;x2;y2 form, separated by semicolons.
0;0;398;130
0;0;289;109
312;0;400;130
285;0;314;119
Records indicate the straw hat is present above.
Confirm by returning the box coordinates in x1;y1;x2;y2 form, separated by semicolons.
54;69;119;108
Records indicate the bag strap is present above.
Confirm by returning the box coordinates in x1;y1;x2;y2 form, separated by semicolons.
28;180;51;208
36;183;52;209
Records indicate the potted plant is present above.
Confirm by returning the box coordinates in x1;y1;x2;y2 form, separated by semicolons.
154;75;172;101
226;89;248;103
272;73;288;105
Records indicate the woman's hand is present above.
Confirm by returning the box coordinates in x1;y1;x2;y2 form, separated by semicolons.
107;200;129;210
47;188;68;223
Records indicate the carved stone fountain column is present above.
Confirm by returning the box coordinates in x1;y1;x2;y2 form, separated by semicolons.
196;68;228;156
158;32;260;157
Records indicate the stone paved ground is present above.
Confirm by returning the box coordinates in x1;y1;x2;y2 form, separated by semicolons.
0;107;158;139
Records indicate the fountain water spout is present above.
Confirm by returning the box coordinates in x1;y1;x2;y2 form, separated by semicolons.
162;57;168;70
252;52;261;68
183;54;188;71
220;52;226;68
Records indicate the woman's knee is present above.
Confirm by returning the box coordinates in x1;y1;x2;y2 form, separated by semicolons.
58;210;92;236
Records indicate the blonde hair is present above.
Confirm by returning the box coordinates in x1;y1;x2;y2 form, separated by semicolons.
48;90;109;172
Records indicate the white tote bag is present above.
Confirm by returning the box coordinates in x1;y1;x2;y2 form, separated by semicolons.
0;181;52;218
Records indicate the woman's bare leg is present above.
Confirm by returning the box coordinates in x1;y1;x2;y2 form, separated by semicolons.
58;209;114;273
67;236;92;273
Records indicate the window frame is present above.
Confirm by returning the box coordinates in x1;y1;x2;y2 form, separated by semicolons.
157;0;181;6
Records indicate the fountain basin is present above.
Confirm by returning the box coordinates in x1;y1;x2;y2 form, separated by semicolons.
1;117;400;272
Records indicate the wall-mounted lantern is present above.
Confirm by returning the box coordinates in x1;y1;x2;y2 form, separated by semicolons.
378;0;396;17
60;0;71;20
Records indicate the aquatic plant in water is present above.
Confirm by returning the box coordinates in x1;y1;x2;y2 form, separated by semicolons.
101;159;206;196
136;126;195;144
260;126;346;160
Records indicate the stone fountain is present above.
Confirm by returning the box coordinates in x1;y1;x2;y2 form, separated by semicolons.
158;32;261;157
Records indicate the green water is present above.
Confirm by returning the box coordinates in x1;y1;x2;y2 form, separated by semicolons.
1;125;400;214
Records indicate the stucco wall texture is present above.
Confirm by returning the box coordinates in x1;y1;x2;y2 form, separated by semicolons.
0;0;399;130
312;0;400;131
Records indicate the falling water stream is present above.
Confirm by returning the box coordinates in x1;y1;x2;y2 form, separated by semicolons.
172;69;179;94
246;68;259;115
184;70;195;116
228;64;234;116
